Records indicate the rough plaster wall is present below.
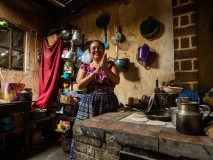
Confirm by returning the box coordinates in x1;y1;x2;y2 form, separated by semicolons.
0;0;51;100
60;0;174;104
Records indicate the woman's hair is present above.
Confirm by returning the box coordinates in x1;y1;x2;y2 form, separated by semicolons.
89;40;105;52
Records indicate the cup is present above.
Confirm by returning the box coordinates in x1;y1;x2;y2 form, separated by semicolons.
128;97;134;105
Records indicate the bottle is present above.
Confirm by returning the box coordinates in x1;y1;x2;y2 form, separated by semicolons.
154;77;161;93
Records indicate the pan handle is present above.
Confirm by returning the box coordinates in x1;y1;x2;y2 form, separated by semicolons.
147;93;155;111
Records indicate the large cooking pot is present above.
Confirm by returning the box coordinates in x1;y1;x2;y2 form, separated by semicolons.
153;93;178;110
140;16;160;39
176;102;211;135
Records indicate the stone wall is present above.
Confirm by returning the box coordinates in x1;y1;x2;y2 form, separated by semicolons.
172;0;198;91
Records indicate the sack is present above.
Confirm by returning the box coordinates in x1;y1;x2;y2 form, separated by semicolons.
81;49;92;64
4;83;25;102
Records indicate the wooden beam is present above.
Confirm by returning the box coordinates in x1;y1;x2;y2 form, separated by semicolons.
48;0;65;8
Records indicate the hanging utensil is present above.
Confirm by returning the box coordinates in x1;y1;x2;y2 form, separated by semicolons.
95;10;110;29
104;27;109;49
140;16;160;40
116;44;118;59
111;25;124;45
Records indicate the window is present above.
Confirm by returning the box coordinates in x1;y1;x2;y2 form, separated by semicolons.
0;26;25;70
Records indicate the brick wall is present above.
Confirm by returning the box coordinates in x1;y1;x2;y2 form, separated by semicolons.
172;0;198;91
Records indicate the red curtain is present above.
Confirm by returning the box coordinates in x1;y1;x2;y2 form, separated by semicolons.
33;35;62;109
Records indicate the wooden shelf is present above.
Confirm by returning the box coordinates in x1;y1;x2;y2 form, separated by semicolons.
30;116;51;124
1;126;24;136
54;129;65;133
55;111;63;114
57;115;75;122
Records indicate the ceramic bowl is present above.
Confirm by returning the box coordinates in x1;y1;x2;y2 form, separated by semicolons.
162;86;183;94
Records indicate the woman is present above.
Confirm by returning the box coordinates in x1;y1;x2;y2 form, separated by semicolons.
70;40;120;160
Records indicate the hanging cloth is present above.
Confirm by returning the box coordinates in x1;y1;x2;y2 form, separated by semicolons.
32;35;63;109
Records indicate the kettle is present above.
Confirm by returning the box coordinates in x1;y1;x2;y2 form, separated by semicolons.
19;88;32;101
176;102;211;135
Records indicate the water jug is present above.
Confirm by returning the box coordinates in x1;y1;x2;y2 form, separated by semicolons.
176;102;211;135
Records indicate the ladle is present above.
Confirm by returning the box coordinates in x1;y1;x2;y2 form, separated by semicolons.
104;27;109;49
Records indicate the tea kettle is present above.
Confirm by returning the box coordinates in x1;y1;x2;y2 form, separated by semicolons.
176;102;211;135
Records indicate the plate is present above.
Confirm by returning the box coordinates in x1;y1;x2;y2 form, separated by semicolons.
179;90;200;103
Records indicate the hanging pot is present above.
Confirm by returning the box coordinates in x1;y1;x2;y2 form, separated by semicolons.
114;58;130;72
72;30;82;45
60;30;72;40
137;44;156;70
111;25;124;45
140;16;160;39
95;11;110;29
137;44;149;61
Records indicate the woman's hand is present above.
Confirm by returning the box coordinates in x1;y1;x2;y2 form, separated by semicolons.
100;54;120;85
100;54;108;70
94;64;101;74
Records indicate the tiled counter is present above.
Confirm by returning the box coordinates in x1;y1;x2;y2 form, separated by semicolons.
72;112;213;160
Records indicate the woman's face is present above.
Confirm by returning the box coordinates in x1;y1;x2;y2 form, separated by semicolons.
89;41;104;61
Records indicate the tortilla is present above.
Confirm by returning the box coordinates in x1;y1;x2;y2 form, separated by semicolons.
146;120;167;126
131;117;148;122
134;112;146;118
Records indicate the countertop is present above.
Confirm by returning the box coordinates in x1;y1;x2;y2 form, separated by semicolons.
73;111;213;160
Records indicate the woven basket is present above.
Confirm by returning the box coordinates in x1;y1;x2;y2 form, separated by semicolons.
60;95;77;105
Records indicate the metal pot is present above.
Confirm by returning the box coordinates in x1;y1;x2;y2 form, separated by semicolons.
176;102;211;135
19;88;32;101
72;30;82;45
146;110;171;122
137;44;149;61
95;11;110;29
136;44;156;70
114;58;130;72
153;93;178;110
171;109;177;126
60;30;72;40
140;16;160;39
63;50;77;63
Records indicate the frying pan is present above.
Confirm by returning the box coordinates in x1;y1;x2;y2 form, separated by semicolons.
95;11;110;29
140;16;160;39
132;108;171;122
145;110;171;122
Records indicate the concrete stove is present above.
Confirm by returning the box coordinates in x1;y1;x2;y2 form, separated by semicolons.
72;112;213;160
